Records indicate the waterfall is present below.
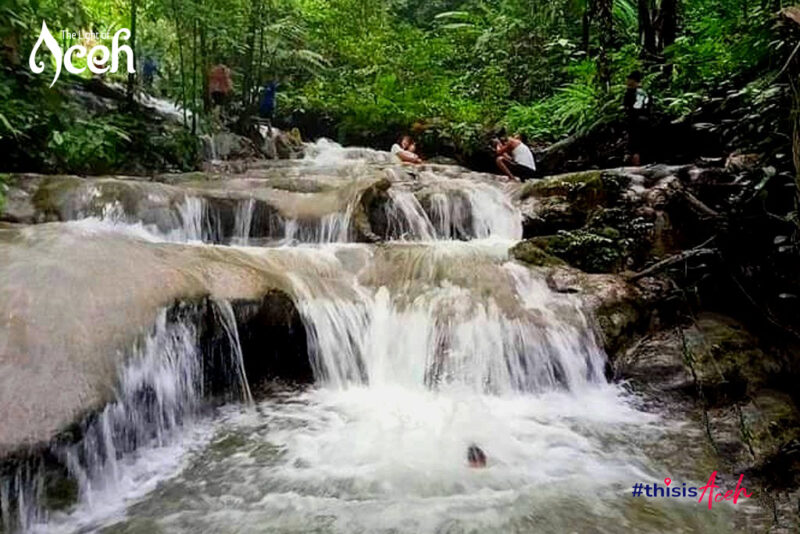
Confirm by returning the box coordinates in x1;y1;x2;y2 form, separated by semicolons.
232;199;255;246
211;300;254;404
282;243;604;393
0;301;252;533
283;212;352;244
382;178;521;242
61;310;203;506
177;196;224;243
4;140;724;533
0;462;43;533
384;190;436;241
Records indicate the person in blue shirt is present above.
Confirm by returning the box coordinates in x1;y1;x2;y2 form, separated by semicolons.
260;82;278;117
142;57;159;90
259;81;279;134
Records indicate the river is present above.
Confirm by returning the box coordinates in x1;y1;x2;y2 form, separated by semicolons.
1;141;748;532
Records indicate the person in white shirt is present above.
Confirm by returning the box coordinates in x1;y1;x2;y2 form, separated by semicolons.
494;134;537;181
390;135;423;164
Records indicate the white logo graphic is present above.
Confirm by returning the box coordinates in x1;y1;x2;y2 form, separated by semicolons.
29;21;135;87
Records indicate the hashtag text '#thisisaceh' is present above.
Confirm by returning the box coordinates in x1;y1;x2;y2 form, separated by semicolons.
631;471;752;510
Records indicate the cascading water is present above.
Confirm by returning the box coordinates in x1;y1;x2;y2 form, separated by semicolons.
1;302;251;533
3;140;746;533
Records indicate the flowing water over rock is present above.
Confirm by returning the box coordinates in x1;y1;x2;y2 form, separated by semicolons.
0;141;752;532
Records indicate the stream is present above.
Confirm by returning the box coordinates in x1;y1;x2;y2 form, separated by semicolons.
1;141;751;533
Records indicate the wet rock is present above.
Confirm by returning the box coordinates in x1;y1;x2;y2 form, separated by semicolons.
725;152;761;173
544;267;644;355
2;173;394;244
260;127;304;160
517;170;634;243
683;314;782;405
701;391;800;484
359;177;393;241
521;170;630;209
520;196;584;236
509;240;565;267
619;314;785;403
231;291;311;386
617;313;800;487
526;228;628;273
427;156;459;165
201;132;260;161
0;222;315;456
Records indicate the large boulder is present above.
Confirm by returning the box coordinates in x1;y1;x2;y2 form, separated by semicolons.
0;223;314;456
0;173;390;244
513;166;714;273
201;132;260;161
524;265;645;356
615;313;800;484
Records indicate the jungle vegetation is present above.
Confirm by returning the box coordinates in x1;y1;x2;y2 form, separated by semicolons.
0;0;797;174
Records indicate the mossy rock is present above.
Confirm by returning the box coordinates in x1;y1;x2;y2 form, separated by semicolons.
510;240;566;267
30;175;85;221
521;196;585;237
591;290;644;356
520;170;631;212
684;314;781;405
744;391;800;486
529;229;628;273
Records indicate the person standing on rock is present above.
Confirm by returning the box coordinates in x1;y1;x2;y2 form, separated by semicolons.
623;71;651;166
494;134;537;181
142;57;159;90
259;81;279;134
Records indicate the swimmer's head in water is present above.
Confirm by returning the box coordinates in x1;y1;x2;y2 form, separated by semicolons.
467;445;486;468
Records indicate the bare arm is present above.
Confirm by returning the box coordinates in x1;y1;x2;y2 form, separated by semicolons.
397;150;422;164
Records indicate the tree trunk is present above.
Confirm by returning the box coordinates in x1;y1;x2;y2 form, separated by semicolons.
660;0;678;50
791;79;800;206
200;25;209;113
191;19;197;135
597;0;613;89
241;0;259;108
638;0;656;57
171;0;187;127
127;0;137;102
582;7;591;55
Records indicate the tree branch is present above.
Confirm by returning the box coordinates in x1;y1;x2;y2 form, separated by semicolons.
627;237;718;282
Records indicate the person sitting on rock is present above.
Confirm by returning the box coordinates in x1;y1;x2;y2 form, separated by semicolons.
494;134;537;181
390;135;423;164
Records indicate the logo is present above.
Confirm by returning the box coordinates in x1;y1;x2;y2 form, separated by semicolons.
631;471;752;510
29;21;134;88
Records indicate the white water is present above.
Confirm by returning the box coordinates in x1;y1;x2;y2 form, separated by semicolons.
6;141;744;533
9;304;249;534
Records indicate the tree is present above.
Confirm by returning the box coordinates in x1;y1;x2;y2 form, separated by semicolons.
638;0;679;60
597;0;613;89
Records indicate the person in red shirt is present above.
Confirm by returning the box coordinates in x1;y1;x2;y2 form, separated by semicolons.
208;64;233;107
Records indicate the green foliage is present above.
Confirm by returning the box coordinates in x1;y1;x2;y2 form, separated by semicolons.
0;0;789;169
47;115;132;174
536;228;633;273
275;0;783;153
